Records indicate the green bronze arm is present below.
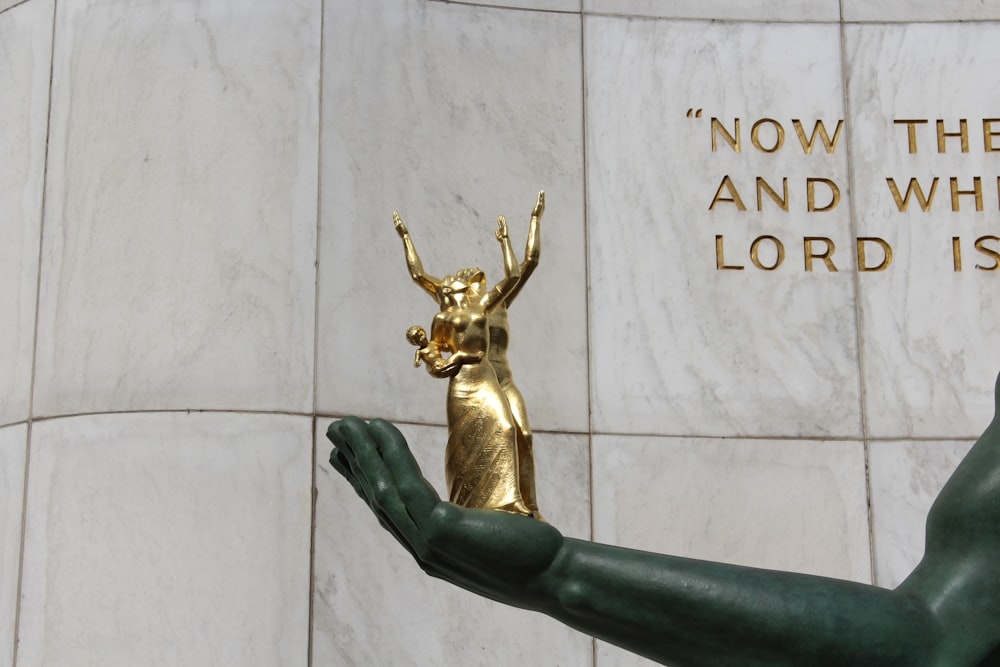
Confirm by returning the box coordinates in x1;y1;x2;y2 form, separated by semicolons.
328;408;1000;666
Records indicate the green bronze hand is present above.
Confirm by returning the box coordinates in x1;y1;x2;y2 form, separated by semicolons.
327;417;562;608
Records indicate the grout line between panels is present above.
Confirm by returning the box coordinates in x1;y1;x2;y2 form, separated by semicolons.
13;0;58;664
836;8;878;586
426;0;579;14
0;0;33;18
580;12;599;666
424;0;1000;25
307;0;327;663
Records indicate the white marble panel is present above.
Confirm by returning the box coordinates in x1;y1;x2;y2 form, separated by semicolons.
317;0;588;432
844;24;1000;438
587;18;861;438
0;0;52;426
592;435;871;581
313;420;593;665
584;0;839;21
32;0;319;417
0;424;27;667
17;412;311;667
868;439;974;589
843;0;1000;22
434;0;580;12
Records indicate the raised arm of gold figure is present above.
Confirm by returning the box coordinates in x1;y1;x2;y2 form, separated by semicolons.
393;211;440;299
496;191;542;306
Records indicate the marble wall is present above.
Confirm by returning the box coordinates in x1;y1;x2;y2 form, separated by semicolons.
2;0;998;665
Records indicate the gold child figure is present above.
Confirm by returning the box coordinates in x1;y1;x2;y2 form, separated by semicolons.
395;192;545;519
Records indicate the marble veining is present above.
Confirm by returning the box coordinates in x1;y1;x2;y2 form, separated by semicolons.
0;0;52;426
844;23;1000;438
592;434;872;583
316;0;588;432
0;425;27;667
586;17;862;438
17;412;311;666
32;0;319;417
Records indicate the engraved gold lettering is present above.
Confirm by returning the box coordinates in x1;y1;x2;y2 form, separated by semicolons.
750;118;785;153
803;237;837;272
791;119;844;154
974;235;1000;270
950;177;983;212
806;178;841;212
711;117;741;152
894;119;928;154
953;236;963;272
709;176;747;211
857;237;892;272
936;119;970;153
715;235;745;270
750;235;784;270
886;177;939;212
984;119;1000;152
756;177;789;211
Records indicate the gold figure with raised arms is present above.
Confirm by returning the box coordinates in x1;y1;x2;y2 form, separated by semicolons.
395;192;545;519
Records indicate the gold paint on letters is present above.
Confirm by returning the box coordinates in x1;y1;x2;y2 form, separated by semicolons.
937;119;970;153
806;178;840;212
984;119;1000;152
895;119;928;154
887;177;938;212
709;176;747;211
715;235;745;270
950;177;983;212
750;235;784;271
804;237;838;272
750;118;784;153
857;237;893;272
975;235;1000;271
711;117;741;152
792;119;843;154
756;177;789;211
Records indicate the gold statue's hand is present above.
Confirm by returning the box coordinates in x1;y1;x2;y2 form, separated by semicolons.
393;211;409;238
495;215;509;242
532;191;545;219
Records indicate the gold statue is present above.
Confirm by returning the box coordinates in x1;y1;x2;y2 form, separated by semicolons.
394;192;545;519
